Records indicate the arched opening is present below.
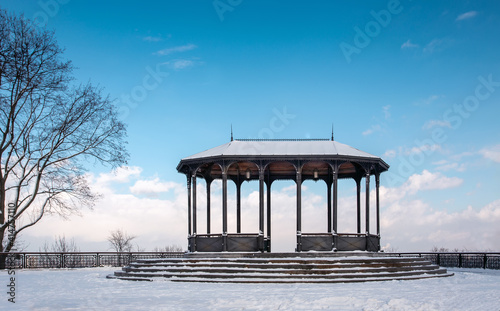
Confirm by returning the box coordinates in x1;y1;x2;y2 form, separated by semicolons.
301;161;331;233
227;161;260;234
269;180;296;252
265;161;297;252
337;161;365;234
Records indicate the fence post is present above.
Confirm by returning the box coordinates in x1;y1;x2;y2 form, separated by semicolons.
437;253;441;266
483;254;487;269
96;253;100;267
458;253;462;268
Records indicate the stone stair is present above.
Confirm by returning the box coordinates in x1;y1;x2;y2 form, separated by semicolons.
107;254;453;283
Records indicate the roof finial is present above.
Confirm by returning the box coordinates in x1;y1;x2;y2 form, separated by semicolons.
331;123;335;141
231;124;233;141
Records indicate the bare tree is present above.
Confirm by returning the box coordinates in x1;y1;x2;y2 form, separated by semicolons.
430;246;450;252
107;229;136;253
0;10;128;266
152;245;184;252
40;235;79;253
39;235;80;267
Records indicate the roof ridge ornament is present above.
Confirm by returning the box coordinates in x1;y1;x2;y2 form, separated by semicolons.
331;124;335;141
230;124;233;142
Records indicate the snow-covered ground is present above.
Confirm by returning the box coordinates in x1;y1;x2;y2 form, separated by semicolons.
2;267;500;310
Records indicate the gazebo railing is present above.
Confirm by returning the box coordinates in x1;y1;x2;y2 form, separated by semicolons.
1;252;185;269
390;252;500;269
300;232;380;252
189;233;264;252
300;233;334;251
2;251;500;270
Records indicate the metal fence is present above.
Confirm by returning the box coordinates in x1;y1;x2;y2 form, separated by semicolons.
1;252;185;269
1;251;499;270
390;252;500;270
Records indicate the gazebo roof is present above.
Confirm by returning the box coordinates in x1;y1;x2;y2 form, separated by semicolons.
181;139;380;161
177;139;389;177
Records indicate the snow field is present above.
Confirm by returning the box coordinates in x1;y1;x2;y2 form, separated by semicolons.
1;267;499;310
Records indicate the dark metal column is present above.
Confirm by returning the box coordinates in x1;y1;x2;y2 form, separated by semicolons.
192;173;197;235
206;180;211;234
236;182;241;233
332;169;338;234
365;173;370;234
186;174;192;236
376;173;380;236
222;169;228;251
356;177;361;234
259;168;265;251
266;180;272;252
296;170;302;252
327;174;332;233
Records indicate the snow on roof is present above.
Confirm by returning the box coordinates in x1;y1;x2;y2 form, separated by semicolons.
181;139;380;161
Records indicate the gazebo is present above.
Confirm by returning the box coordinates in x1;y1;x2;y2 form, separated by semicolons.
176;137;389;253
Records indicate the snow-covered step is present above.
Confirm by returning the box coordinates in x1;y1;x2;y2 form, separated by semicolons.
167;272;453;284
108;255;453;283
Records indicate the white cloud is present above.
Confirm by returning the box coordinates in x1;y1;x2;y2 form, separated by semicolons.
422;119;452;130
406;144;442;156
401;39;419;49
21;166;500;254
433;161;466;172
450;151;475;161
383;105;391;120
423;39;448;54
143;36;163;42
381;144;442;159
362;124;381;136
155;44;197;56
383;149;397;159
456;11;478;21
130;178;181;197
163;59;196;70
479;145;500;163
403;170;463;194
415;94;442;105
380;199;500;251
96;166;142;185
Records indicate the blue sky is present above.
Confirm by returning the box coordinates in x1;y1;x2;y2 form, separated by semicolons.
3;0;500;252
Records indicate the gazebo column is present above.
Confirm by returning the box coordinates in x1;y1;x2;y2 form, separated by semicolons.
236;181;241;233
259;169;265;251
266;181;272;252
327;176;332;233
356;177;361;234
365;173;370;234
206;180;211;234
186;174;192;237
296;170;302;252
192;173;197;236
222;170;228;251
376;173;380;236
332;169;338;234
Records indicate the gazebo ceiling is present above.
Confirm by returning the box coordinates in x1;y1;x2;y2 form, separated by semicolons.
177;139;389;179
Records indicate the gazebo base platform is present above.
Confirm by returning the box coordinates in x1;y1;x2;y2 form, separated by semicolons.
189;233;381;252
108;252;453;283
